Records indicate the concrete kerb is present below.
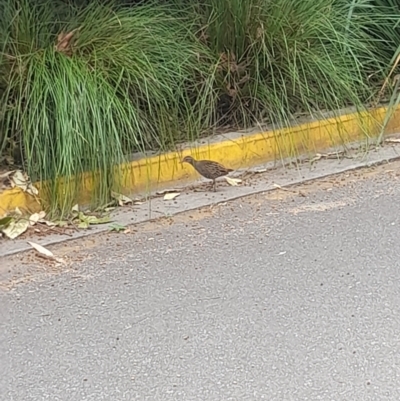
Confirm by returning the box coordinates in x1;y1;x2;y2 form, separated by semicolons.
115;105;400;196
1;105;400;215
2;137;400;257
1;105;400;256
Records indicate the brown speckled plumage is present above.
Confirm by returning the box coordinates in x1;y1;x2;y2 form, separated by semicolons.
182;156;233;192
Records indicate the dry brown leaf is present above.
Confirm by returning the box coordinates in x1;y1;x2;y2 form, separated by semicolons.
39;219;56;227
29;211;46;225
310;153;323;163
55;28;80;56
27;241;66;264
33;211;56;227
27;184;39;196
27;241;54;257
385;138;400;143
225;177;242;186
10;170;28;191
163;193;180;201
273;183;291;191
308;151;345;163
29;212;42;225
2;219;29;239
9;170;38;195
0;170;14;180
42;222;53;228
111;191;132;206
156;189;181;195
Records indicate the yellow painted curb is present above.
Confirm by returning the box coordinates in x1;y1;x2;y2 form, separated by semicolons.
0;187;41;216
1;105;400;214
116;105;400;192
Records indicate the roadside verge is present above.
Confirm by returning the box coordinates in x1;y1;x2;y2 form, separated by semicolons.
2;134;400;256
1;105;400;216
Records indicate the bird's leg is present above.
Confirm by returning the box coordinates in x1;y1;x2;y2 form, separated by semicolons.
213;179;217;192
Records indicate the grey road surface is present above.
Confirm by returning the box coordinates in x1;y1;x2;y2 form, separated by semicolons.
2;163;400;401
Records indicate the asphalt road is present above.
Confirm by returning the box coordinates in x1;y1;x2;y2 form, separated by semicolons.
2;162;400;400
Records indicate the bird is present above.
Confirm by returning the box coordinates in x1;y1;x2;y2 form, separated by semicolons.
182;156;233;192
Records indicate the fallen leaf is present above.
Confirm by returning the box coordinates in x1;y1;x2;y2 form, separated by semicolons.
0;216;13;229
9;170;38;196
77;212;110;227
55;220;68;227
111;191;132;206
27;241;54;257
27;241;66;264
84;214;110;225
385;138;400;143
27;184;39;196
109;223;126;232
2;219;29;239
78;221;89;229
273;183;298;193
273;183;305;197
273;183;288;191
71;204;79;213
10;170;28;191
254;168;267;173
29;212;43;225
40;219;56;227
225;177;242;186
157;189;181;195
163;193;180;201
55;28;80;57
0;170;14;180
309;153;323;163
308;151;345;163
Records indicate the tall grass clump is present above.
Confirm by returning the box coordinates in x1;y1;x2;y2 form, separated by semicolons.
175;0;389;128
0;0;215;216
365;0;400;63
370;0;400;142
337;0;400;95
337;0;400;142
